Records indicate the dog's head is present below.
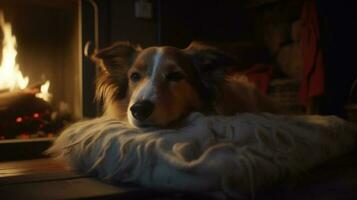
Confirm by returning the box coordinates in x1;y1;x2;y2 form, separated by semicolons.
92;41;235;127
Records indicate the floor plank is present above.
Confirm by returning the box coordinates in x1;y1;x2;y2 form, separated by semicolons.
0;158;70;178
0;159;161;200
0;177;148;200
0;158;86;186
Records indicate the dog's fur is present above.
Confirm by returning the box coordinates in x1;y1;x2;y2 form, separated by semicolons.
91;41;278;127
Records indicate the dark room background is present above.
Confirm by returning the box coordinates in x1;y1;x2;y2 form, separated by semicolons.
83;0;357;119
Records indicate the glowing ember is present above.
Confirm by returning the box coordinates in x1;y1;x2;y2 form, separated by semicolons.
15;117;23;123
33;113;40;118
0;11;51;102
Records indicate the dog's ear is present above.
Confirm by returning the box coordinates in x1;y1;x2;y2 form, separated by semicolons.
91;41;140;100
185;41;236;84
90;41;140;73
184;41;237;99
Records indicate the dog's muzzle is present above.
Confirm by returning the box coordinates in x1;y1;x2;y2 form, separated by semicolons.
130;100;155;121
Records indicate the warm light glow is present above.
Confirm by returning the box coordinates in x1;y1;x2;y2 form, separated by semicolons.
36;80;51;102
15;117;23;123
0;11;51;102
0;12;29;91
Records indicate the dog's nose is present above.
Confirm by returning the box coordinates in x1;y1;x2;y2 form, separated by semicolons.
130;100;154;121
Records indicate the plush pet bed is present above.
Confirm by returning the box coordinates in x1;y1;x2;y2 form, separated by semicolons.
48;113;357;198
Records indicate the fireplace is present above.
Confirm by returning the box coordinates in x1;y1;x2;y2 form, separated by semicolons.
0;0;86;141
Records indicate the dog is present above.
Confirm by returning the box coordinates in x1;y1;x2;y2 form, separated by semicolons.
91;41;278;128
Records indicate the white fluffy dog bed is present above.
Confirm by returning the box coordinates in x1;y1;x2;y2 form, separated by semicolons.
48;113;357;198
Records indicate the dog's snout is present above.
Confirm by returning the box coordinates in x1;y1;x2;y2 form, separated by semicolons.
130;100;154;121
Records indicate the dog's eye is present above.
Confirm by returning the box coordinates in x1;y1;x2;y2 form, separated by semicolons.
166;72;184;82
130;72;141;82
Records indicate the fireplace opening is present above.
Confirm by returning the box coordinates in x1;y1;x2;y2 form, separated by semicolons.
0;0;82;141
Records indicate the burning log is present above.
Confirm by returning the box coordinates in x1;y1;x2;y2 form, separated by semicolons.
0;90;52;139
0;90;51;114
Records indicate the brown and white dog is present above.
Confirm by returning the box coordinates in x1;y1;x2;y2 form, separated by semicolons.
91;41;278;128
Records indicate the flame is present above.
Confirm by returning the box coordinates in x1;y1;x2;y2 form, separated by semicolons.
36;80;51;102
0;11;51;102
0;12;29;91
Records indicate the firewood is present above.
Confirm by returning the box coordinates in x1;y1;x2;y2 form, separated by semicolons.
0;90;51;120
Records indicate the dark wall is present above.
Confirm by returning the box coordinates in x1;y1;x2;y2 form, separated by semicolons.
102;0;251;48
318;0;357;117
159;0;252;48
109;0;158;47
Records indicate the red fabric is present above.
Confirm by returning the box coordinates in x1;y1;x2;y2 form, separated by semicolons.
299;0;325;105
243;64;273;94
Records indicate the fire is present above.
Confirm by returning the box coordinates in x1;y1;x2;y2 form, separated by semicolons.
0;12;28;91
35;80;51;102
0;11;51;102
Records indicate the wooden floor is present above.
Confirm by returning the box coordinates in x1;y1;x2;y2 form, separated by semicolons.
0;159;213;200
1;153;357;200
0;159;155;200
